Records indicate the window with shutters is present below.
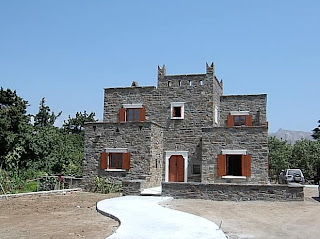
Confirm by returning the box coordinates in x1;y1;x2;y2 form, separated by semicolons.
227;111;252;127
100;150;131;171
217;154;252;177
119;104;146;123
109;153;123;169
171;102;185;119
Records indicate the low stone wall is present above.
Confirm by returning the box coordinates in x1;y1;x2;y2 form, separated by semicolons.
162;182;304;201
122;180;146;196
39;176;83;191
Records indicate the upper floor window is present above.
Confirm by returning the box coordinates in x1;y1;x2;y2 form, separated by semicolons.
234;115;246;126
171;102;185;119
228;111;252;127
119;104;146;123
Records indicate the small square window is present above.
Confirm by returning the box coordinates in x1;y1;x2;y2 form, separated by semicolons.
193;164;201;174
171;102;185;119
173;107;181;117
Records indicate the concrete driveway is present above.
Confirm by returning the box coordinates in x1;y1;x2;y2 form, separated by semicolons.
97;196;227;239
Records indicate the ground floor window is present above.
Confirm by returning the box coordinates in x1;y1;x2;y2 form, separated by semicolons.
193;164;201;175
100;151;131;170
109;153;123;169
218;154;252;177
227;155;242;176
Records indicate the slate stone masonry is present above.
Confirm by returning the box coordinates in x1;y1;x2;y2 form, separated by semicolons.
201;126;269;183
83;121;163;191
162;182;304;201
83;62;270;192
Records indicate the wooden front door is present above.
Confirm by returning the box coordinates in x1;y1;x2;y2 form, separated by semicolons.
169;155;184;182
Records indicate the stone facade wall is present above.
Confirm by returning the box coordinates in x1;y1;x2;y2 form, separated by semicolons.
219;94;267;127
103;86;157;123
122;180;145;196
84;63;269;188
101;65;223;180
83;121;163;190
149;123;164;187
162;182;304;201
201;127;269;184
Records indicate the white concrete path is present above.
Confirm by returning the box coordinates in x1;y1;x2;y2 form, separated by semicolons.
97;196;226;239
140;186;162;196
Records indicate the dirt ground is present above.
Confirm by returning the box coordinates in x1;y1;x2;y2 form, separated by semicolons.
0;187;319;239
163;187;320;239
0;192;119;239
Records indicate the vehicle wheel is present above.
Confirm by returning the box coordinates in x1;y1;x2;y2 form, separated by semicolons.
293;174;302;183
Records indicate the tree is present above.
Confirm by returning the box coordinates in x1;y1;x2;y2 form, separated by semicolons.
312;120;320;140
290;139;320;179
268;136;293;181
62;111;96;134
33;98;61;127
0;88;31;171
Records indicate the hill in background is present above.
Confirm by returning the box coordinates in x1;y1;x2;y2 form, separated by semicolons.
269;128;313;144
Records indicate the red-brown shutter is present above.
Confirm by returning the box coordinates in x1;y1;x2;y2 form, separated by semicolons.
172;107;176;117
217;154;227;176
227;115;234;127
241;154;252;177
122;153;131;170
119;108;126;122
139;107;146;122
246;115;253;127
100;152;108;169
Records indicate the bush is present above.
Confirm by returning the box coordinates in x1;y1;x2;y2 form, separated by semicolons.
93;176;122;194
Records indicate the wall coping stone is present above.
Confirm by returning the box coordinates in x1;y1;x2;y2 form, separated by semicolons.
84;121;163;128
202;126;268;132
221;94;267;98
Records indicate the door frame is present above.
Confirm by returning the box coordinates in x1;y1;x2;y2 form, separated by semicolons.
165;151;188;182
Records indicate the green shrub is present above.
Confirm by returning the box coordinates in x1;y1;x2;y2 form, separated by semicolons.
93;176;122;194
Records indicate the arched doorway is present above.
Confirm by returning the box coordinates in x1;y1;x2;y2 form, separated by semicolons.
169;155;185;182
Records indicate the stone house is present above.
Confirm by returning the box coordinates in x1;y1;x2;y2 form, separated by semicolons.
83;63;269;190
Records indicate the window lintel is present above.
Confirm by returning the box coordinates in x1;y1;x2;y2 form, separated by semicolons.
122;104;143;109
230;111;250;116
105;148;128;153
221;149;247;155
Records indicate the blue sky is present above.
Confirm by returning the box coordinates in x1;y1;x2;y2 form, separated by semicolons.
1;0;319;133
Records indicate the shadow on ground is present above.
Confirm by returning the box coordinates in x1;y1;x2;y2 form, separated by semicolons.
311;197;320;202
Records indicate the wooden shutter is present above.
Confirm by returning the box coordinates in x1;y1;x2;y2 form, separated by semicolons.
119;108;126;122
100;152;108;169
122;153;131;170
246;115;253;127
241;154;252;177
227;115;234;127
172;106;176;117
217;154;227;176
139;107;146;122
